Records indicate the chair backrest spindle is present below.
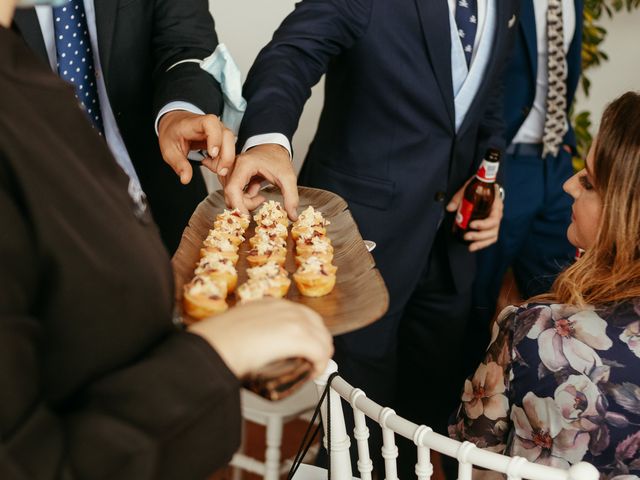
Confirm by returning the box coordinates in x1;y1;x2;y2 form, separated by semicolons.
413;426;434;480
309;361;600;480
379;408;399;480
350;389;373;480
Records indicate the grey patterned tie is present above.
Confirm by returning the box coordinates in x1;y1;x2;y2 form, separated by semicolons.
542;0;568;158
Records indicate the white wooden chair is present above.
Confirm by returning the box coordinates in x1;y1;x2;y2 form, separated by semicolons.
294;360;599;480
231;383;319;480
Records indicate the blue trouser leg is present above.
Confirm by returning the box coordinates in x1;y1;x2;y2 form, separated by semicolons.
512;148;575;297
467;147;574;376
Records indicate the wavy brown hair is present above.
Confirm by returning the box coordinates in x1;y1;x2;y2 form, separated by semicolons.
542;92;640;306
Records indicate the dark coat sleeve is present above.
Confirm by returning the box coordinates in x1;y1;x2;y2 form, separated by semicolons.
0;165;241;480
151;0;223;118
238;0;372;148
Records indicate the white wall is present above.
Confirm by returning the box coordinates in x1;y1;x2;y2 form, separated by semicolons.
209;0;324;174
209;1;640;169
574;9;640;131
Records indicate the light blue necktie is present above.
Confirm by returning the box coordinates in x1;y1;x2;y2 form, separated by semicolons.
53;0;104;134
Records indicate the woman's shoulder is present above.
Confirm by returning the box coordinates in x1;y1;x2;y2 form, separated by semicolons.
504;299;640;476
500;299;640;341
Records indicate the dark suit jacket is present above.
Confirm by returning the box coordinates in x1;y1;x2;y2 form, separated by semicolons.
13;0;223;253
0;27;239;480
239;0;519;318
504;0;584;149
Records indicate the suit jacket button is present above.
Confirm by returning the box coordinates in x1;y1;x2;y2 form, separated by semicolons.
522;106;531;116
434;191;446;202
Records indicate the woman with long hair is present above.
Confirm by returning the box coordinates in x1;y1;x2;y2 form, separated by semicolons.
450;92;640;478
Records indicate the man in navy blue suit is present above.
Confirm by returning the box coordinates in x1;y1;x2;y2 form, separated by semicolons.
224;0;518;472
469;0;584;368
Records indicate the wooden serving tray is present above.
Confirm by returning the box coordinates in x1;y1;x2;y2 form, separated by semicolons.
172;186;389;335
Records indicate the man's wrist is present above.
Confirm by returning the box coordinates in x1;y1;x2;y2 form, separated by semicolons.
242;133;292;160
155;102;206;136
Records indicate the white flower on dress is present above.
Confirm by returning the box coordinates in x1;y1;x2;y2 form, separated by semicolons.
511;392;590;469
554;375;601;431
461;362;509;420
526;304;612;374
620;321;640;358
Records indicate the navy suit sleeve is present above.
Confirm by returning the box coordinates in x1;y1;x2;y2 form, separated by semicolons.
239;0;373;147
151;0;223;118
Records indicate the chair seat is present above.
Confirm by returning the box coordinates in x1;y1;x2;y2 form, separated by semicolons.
241;381;318;423
291;463;359;480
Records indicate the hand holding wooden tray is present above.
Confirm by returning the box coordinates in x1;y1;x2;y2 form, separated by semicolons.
172;186;389;398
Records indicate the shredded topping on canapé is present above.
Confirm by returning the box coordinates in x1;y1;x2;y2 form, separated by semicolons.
250;241;286;256
297;229;325;242
251;230;287;247
247;261;288;280
295;206;329;228
301;236;332;253
185;275;225;299
203;231;237;252
195;256;236;276
237;278;277;302
255;221;288;238
254;200;287;224
213;220;245;237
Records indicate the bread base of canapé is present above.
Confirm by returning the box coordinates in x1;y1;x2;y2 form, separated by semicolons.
202;272;237;294
246;252;287;268
293;272;336;297
291;225;326;241
269;276;292;297
183;290;228;320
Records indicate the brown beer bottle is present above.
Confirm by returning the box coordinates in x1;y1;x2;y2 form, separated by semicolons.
453;148;501;242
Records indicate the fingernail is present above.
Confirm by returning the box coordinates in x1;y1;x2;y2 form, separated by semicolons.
210;147;220;158
219;167;228;176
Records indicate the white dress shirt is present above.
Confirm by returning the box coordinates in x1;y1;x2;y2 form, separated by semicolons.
512;0;576;145
35;1;202;182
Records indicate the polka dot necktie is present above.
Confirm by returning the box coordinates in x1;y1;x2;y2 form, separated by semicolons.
542;0;568;158
53;0;104;135
455;0;479;67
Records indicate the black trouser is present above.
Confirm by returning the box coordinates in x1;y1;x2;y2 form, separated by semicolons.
319;233;471;479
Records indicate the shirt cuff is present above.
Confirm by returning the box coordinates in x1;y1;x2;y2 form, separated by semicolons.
242;133;292;160
155;101;206;136
156;102;208;161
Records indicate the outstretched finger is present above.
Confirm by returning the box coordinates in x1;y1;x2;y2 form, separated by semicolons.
195;114;223;159
224;161;256;214
216;128;237;178
273;170;299;220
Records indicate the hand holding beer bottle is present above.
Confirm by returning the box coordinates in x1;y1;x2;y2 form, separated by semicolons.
446;148;504;252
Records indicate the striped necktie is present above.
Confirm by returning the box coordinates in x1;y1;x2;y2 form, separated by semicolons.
542;0;568;158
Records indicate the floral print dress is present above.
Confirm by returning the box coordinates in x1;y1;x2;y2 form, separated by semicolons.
449;301;640;479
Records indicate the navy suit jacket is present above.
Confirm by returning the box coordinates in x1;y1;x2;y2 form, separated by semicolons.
503;0;584;149
13;1;223;253
240;0;519;317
